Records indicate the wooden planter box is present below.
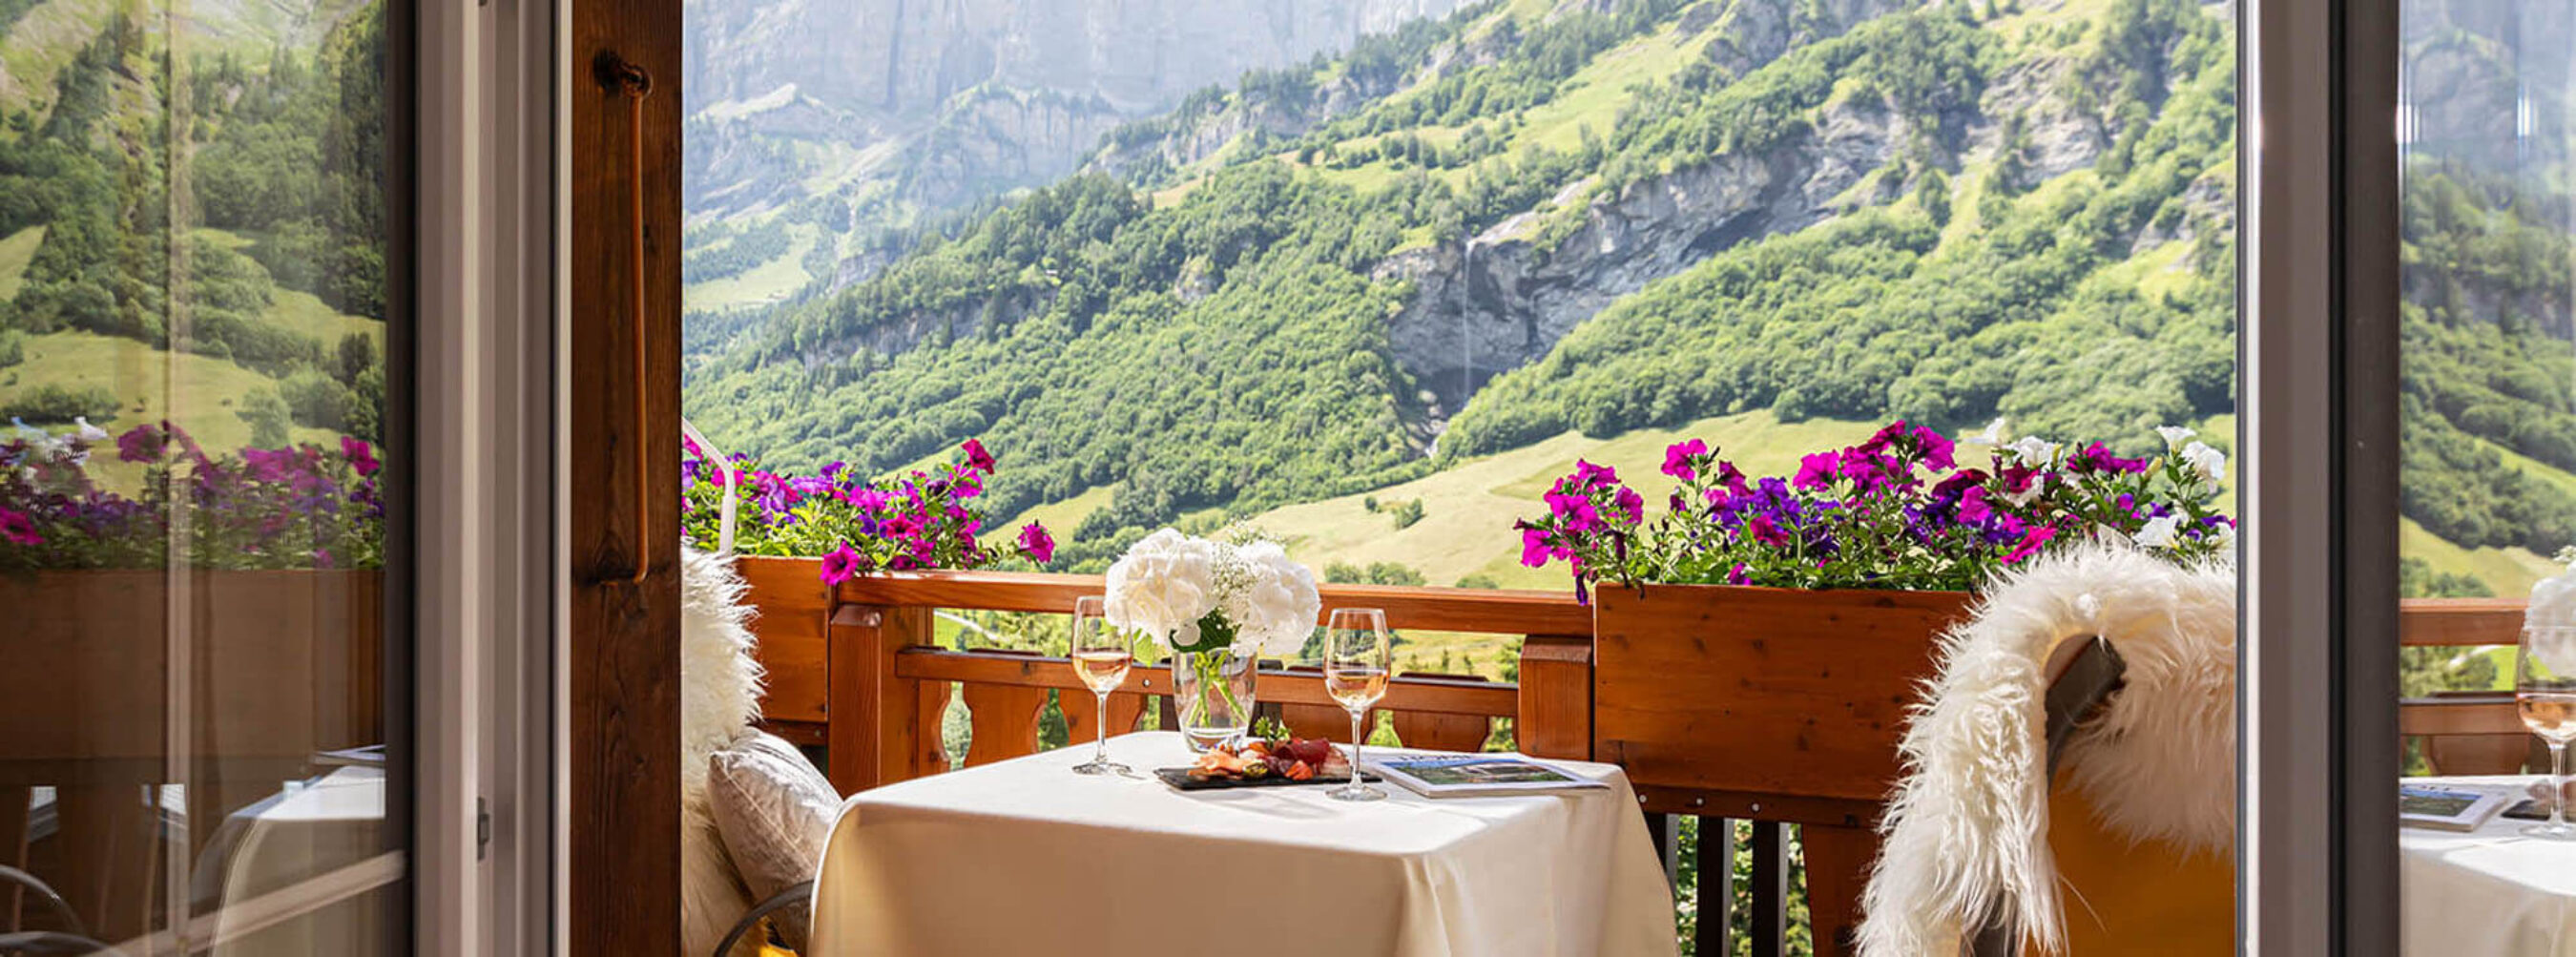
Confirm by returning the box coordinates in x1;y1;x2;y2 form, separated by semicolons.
0;569;384;781
1591;583;1974;813
732;555;834;730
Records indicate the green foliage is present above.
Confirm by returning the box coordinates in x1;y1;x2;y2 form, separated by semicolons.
2;383;119;424
237;386;291;447
1387;496;1426;530
336;331;380;385
1453;572;1502;589
0;329;21;368
280;368;360;432
1321;560;1427;586
684;218;795;283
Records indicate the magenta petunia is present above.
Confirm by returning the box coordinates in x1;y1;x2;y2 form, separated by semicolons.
1662;439;1707;481
819;542;863;586
2003;525;2056;564
1017;522;1055;564
1613;487;1645;524
961;438;996;474
1956;486;1994;524
116;424;166;463
341;437;382;476
1793;452;1839;490
0;507;40;546
1519;527;1553;568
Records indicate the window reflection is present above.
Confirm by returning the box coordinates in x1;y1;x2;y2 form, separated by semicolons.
0;0;399;951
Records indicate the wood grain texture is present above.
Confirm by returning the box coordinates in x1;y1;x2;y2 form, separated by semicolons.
737;556;831;723
1516;634;1593;760
568;0;683;948
1593;585;1970;804
2398;597;2525;647
1800;824;1877;957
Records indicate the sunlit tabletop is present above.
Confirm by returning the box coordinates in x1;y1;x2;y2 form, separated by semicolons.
2400;776;2576;956
807;731;1678;957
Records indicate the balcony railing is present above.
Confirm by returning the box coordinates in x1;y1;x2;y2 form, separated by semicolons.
729;555;2540;954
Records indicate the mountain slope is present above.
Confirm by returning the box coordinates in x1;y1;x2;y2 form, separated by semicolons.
686;0;2255;572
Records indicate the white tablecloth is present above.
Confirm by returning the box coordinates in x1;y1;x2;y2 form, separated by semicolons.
809;732;1677;957
2401;776;2576;956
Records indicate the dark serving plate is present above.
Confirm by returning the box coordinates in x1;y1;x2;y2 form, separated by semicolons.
1153;767;1381;791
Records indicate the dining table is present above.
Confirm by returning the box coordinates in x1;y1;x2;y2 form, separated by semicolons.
806;731;1679;956
2399;775;2576;955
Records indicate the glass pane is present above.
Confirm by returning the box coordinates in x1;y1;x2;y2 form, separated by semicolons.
685;0;2239;951
0;0;403;952
2396;0;2576;947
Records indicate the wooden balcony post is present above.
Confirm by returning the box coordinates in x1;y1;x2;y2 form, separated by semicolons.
826;603;940;793
1516;634;1593;760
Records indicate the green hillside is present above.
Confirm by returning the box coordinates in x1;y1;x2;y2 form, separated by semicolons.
0;3;389;470
680;0;2568;600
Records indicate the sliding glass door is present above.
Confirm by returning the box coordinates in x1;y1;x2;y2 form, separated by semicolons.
0;0;409;951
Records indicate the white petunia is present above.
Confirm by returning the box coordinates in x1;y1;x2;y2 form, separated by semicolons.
2006;436;2059;465
2180;441;2227;487
2134;514;2183;549
73;416;108;444
1968;417;2009;446
2156;425;2195;449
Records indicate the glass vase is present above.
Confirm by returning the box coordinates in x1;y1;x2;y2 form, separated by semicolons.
1170;645;1257;752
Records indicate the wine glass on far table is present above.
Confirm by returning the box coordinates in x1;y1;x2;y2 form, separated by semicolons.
1323;608;1393;801
1070;595;1134;777
2517;626;2576;840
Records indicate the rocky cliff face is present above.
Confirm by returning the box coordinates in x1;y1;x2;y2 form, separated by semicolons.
1376;0;1928;421
682;0;1479;226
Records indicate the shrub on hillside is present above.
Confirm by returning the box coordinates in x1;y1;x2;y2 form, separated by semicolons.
2;383;118;424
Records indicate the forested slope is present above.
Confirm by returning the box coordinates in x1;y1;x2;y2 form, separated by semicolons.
684;0;2574;579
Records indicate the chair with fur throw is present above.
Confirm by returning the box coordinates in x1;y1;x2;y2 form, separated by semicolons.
1858;546;2236;957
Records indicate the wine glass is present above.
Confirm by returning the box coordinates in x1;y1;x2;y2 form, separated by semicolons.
1323;608;1393;801
1069;595;1134;776
2518;626;2576;839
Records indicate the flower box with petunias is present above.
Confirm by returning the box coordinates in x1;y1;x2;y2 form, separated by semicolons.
1526;420;2234;811
1516;420;2232;601
1102;529;1321;752
681;437;1054;584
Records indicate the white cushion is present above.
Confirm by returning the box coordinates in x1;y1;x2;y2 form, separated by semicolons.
709;731;839;950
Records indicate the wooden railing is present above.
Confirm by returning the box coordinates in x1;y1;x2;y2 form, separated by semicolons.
2399;598;2542;775
731;557;2546;955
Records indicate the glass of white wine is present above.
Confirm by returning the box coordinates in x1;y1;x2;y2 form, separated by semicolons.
1070;595;1135;777
2517;626;2576;840
1323;608;1393;801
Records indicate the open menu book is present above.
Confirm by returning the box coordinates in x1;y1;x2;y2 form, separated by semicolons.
1363;754;1612;798
2399;782;2517;831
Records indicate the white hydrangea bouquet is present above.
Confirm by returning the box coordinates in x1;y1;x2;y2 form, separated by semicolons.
1104;529;1320;749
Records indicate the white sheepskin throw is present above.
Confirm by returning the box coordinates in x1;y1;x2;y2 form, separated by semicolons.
681;546;768;957
1857;545;2235;957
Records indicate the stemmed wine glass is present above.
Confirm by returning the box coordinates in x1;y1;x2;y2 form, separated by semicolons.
1069;595;1135;776
2517;626;2576;840
1323;608;1393;801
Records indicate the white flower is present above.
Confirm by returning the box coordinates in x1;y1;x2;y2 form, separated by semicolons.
2210;524;2236;552
2156;425;2196;449
1234;542;1320;656
1105;530;1319;657
2180;441;2227;487
2134;513;2183;550
2529;572;2576;673
1967;417;2009;446
73;416;108;443
1103;529;1218;648
2006;436;2058;465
